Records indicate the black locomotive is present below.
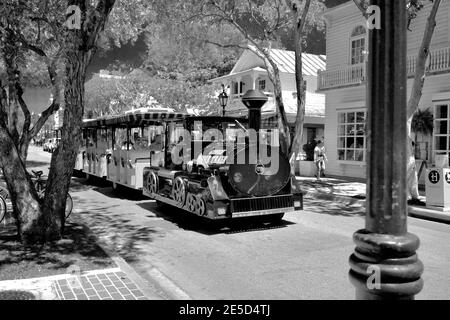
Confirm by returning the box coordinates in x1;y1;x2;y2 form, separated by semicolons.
142;90;303;221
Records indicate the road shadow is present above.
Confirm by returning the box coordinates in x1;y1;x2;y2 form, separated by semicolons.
304;198;365;217
300;180;367;199
137;201;295;236
0;220;114;281
70;196;160;263
71;176;148;201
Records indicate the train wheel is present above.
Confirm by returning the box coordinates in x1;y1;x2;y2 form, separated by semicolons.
186;193;196;212
148;171;159;195
172;177;186;206
195;197;206;216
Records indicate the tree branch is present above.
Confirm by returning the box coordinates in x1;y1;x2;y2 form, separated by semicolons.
352;0;370;18
84;0;117;52
300;0;312;31
29;100;59;138
407;0;442;121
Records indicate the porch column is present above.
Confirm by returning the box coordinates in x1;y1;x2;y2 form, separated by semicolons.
251;74;257;90
235;77;242;96
348;0;424;299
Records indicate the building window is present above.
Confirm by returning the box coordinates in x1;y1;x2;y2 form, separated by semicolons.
434;104;450;166
259;80;266;91
233;82;239;95
350;26;366;65
337;110;366;162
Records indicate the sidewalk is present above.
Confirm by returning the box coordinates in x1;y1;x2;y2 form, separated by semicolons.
297;175;450;224
0;268;156;300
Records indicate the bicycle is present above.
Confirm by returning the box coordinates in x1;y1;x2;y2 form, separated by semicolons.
0;186;7;224
31;170;73;220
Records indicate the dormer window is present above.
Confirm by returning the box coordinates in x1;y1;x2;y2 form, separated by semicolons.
350;26;366;65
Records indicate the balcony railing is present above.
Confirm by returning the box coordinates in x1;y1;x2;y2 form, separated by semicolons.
317;64;366;90
318;46;450;90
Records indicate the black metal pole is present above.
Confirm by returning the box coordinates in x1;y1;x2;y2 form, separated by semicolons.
348;0;424;299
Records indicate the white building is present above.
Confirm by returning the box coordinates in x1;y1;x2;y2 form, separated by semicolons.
318;1;450;179
211;47;326;146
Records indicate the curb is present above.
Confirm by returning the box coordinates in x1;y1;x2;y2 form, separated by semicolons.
304;190;450;224
409;206;450;224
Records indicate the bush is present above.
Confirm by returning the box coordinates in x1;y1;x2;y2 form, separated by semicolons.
302;140;317;161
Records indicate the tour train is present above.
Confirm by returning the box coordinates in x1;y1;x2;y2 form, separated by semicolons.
74;97;303;222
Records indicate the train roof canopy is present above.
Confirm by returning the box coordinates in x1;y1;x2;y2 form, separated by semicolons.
82;111;249;129
184;116;248;123
82;109;187;128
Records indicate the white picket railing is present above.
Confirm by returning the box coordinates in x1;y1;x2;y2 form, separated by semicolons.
317;64;366;90
318;46;450;90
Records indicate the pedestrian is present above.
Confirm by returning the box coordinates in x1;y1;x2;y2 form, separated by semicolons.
314;140;327;181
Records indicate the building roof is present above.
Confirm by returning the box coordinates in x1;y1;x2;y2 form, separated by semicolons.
269;49;326;76
262;91;325;118
224;91;325;122
229;46;326;77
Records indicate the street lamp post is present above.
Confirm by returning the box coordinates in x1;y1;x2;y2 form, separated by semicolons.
218;86;228;117
348;0;424;299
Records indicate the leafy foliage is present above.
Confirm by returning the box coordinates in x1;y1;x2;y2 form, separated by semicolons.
85;69;221;117
411;108;434;135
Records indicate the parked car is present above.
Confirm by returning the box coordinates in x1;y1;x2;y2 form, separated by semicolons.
49;138;60;153
43;139;53;152
43;138;60;153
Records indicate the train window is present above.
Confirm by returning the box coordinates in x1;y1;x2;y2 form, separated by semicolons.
149;126;164;152
107;128;113;150
168;122;186;145
141;127;150;148
114;127;127;150
82;129;87;148
87;129;96;147
97;128;108;151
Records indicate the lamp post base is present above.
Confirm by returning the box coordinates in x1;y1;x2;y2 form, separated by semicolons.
348;229;424;300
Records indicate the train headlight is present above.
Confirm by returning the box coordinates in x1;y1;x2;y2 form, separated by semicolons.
233;172;243;183
217;207;227;216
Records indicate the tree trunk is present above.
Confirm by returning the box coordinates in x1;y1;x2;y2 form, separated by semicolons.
2;29;21;149
407;136;420;199
267;61;291;156
40;0;114;238
43;53;87;235
0;124;45;243
247;45;291;156
406;0;441;200
289;11;307;174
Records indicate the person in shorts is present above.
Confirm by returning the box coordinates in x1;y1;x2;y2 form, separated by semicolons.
314;140;327;181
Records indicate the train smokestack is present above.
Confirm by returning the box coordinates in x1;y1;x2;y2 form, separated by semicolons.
241;90;268;132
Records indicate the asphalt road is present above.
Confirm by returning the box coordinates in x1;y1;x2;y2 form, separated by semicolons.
28;146;450;299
